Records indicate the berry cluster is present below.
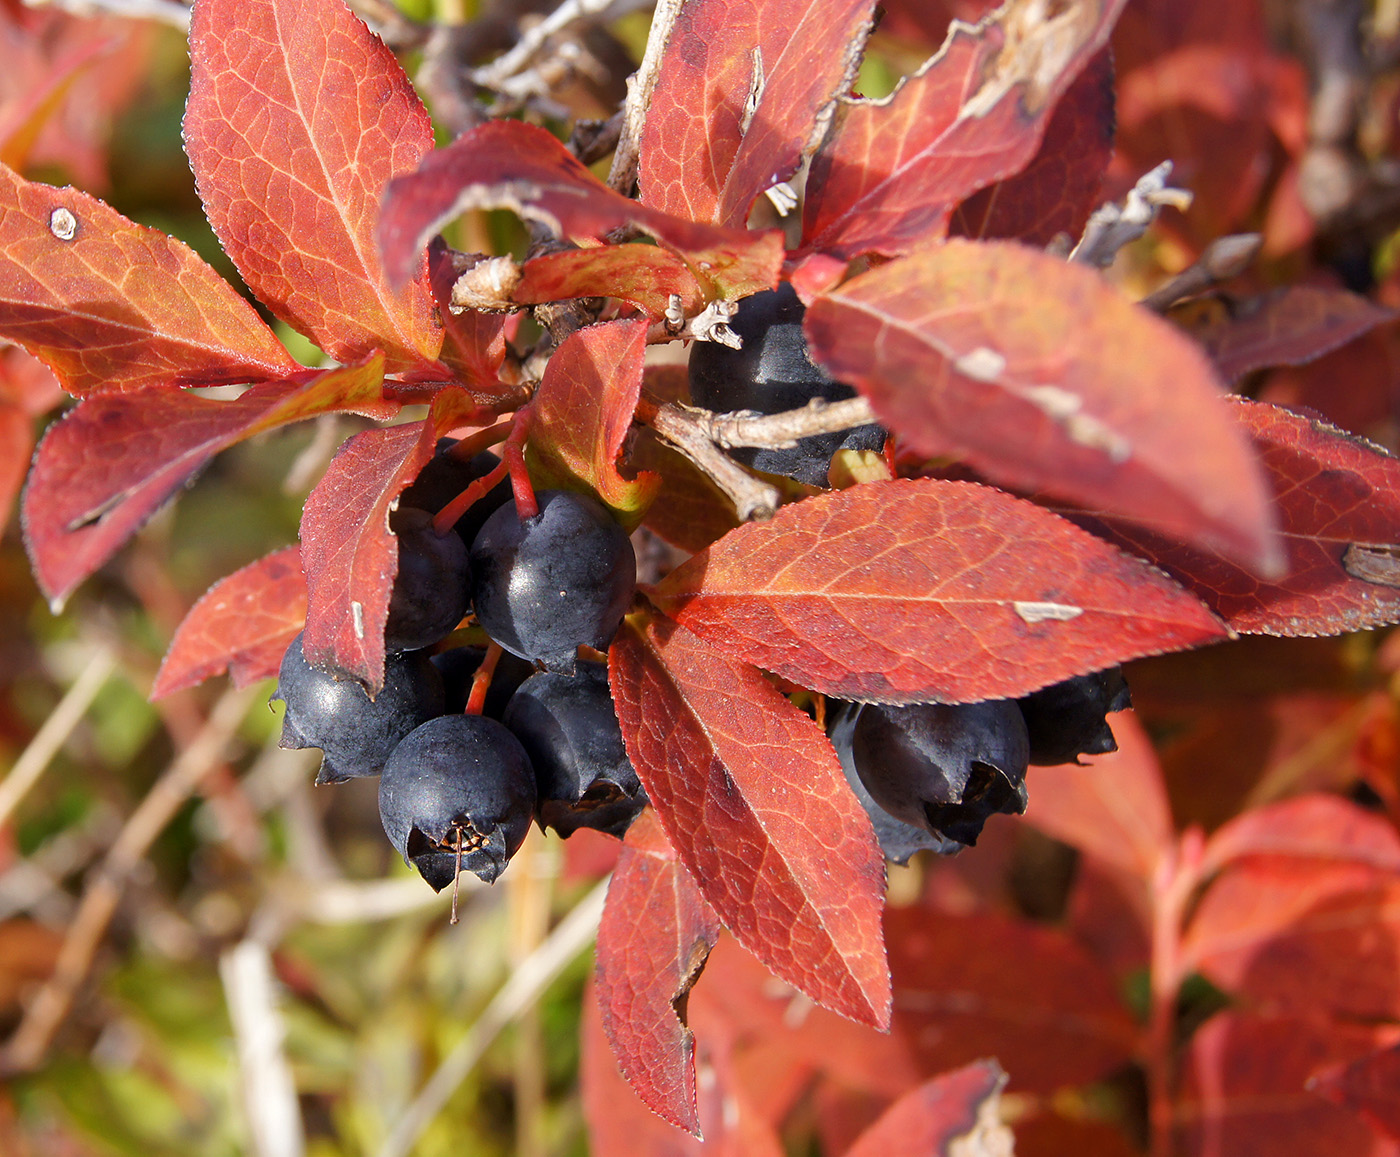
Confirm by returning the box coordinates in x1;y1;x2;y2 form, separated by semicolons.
272;443;644;894
689;293;1132;857
829;670;1132;860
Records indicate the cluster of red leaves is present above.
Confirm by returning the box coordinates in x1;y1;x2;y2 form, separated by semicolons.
2;0;1400;1151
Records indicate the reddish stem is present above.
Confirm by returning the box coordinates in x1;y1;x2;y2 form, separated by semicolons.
464;642;503;716
432;459;510;538
444;419;513;462
502;409;538;521
1147;826;1206;1157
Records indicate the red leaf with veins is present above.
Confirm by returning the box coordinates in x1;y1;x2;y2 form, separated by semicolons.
639;0;876;227
608;613;891;1028
0;163;299;394
379;120;783;299
595;809;721;1135
299;387;480;694
649;479;1228;705
515;245;702;318
802;0;1129;258
22;354;388;608
842;1062;1009;1157
951;47;1115;247
151;547;307;699
806;242;1281;574
185;0;442;374
1020;712;1174;881
1188;286;1395;384
1071;398;1400;636
526;319;660;526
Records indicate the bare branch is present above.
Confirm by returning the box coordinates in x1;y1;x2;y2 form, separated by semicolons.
692;395;878;449
608;0;684;193
1069;161;1194;269
1138;233;1263;313
22;0;192;30
636;395;781;521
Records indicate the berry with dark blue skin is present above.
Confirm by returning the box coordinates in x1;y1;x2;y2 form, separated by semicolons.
469;489;636;673
378;713;536;887
1018;668;1132;766
503;661;646;838
828;701;962;863
688;282;885;487
398;438;512;547
431;645;538;718
273;632;445;785
849;699;1030;848
384;506;471;653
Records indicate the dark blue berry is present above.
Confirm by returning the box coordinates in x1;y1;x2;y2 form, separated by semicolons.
398;438;512;547
378;713;536;887
385;506;471;652
1018;668;1131;766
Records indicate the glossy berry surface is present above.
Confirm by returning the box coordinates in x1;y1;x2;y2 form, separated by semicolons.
384;506;471;653
398;438;512;547
688;282;885;486
469;489;636;673
851;699;1030;847
1018;668;1132;766
273;632;444;785
503;661;645;838
378;713;536;887
828;702;961;863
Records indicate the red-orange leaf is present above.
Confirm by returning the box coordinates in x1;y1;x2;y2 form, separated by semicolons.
639;0;875;227
1074;398;1400;636
1176;1014;1400;1157
842;1062;1008;1157
526;319;660;526
595;809;721;1136
1202;793;1400;878
514;245;702;318
950;47;1115;247
1190;286;1394;384
426;239;513;399
806;242;1280;573
0;162;299;394
151;546;306;699
609;613;890;1028
379;121;783;299
299;387;480;693
185;0;441;374
23;354;388;608
0;344;59;535
1020;712;1174;881
1184;857;1400;1020
886;906;1138;1092
802;0;1128;258
649;479;1228;705
1312;1044;1400;1143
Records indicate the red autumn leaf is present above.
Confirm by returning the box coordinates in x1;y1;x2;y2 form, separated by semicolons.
524;318;661;525
950;47;1115;247
185;0;442;374
1176;1013;1400;1157
885;906;1138;1092
298;387;480;693
22;354;389;609
1311;1044;1400;1143
1187;286;1395;384
1019;712;1175;881
514;245;703;318
0;162;300;395
595;809;722;1135
426;240;513;399
841;1062;1008;1157
0;345;60;534
649;479;1228;705
805;242;1281;573
378;120;784;300
1202;793;1400;878
609;613;891;1028
1073;398;1400;636
1183;857;1400;1020
151;546;307;699
639;0;876;227
801;0;1128;258
0;28;115;174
